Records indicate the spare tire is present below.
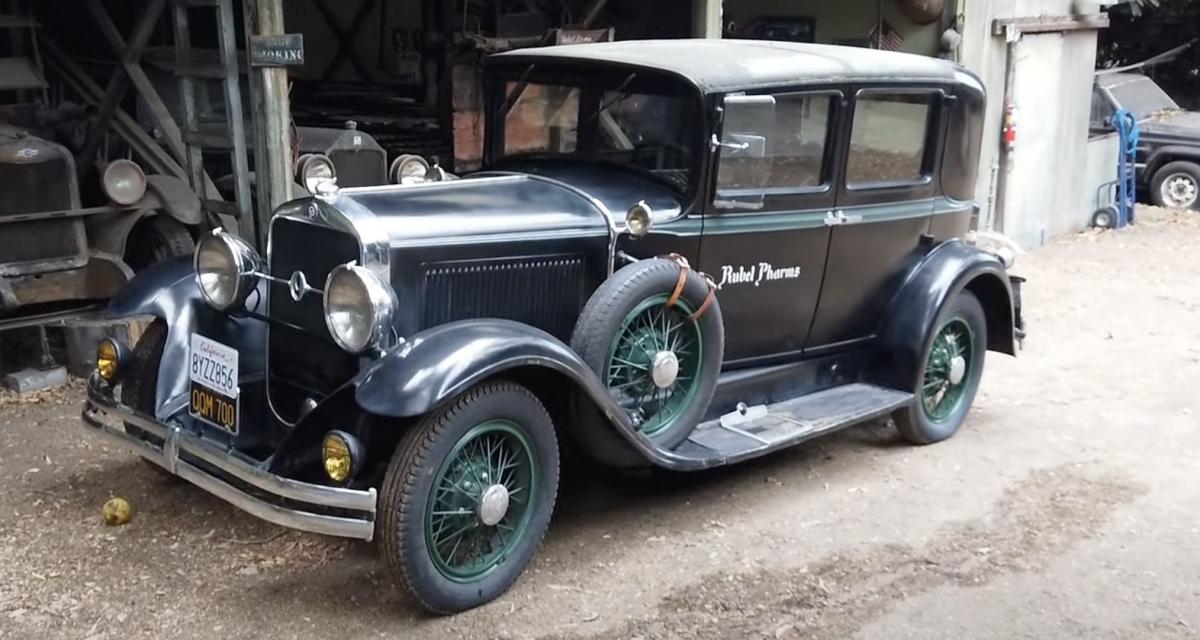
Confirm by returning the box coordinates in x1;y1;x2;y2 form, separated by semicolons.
571;258;724;448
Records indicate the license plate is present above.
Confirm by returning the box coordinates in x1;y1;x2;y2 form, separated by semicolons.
189;334;239;434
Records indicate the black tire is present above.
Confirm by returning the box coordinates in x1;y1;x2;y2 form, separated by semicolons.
1149;161;1200;210
120;320;176;478
570;258;724;449
125;215;195;272
893;291;988;445
378;381;560;614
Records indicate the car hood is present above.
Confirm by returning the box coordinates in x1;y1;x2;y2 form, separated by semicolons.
1139;110;1200;141
336;164;684;247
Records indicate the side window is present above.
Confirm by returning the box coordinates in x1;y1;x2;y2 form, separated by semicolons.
716;93;834;199
1090;87;1115;131
846;93;936;187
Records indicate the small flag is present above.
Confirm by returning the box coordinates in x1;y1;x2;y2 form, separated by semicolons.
868;21;905;51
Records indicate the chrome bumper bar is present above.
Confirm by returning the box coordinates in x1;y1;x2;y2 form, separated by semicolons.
81;374;376;541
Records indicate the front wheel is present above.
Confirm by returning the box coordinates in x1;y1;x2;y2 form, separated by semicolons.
377;381;559;614
893;291;987;445
1149;161;1200;210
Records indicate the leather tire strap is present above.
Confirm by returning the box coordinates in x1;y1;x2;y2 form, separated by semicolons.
665;266;689;308
687;286;717;322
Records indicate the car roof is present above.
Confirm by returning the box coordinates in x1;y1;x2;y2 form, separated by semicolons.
489;39;966;92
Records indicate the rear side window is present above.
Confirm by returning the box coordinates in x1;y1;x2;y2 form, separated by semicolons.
846;93;935;186
716;93;834;195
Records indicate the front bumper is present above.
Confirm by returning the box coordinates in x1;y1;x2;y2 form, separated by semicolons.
81;374;377;540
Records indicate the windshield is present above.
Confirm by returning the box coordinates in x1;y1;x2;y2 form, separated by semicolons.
1108;76;1180;121
492;66;702;195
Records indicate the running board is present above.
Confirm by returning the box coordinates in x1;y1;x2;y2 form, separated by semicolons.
667;383;912;469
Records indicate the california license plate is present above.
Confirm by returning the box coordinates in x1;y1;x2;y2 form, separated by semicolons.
189;334;239;434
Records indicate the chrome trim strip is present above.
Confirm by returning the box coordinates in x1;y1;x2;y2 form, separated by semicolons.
81;374;376;540
337;174;527;196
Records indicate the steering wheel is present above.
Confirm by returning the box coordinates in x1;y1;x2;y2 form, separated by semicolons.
631;142;688;171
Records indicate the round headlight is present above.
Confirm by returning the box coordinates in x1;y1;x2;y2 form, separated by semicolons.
323;263;395;353
194;229;261;311
297;154;336;193
102;159;147;205
389;154;430;185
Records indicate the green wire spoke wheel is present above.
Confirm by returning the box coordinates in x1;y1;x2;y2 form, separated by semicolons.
603;295;705;436
920;318;975;422
378;382;559;614
425;420;537;581
893;291;987;445
571;258;725;450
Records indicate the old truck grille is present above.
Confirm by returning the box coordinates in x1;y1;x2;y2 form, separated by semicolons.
420;255;586;341
0;219;81;264
0;155;74;217
267;217;361;423
329;149;385;188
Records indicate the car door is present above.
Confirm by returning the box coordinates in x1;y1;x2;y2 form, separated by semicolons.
805;87;946;349
698;89;843;365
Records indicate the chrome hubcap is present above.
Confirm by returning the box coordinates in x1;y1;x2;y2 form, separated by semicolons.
1163;174;1198;208
651;351;680;389
948;355;967;385
478;483;510;527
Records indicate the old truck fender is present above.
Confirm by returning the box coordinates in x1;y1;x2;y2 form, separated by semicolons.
106;255;266;419
1145;145;1200;178
143;174;204;225
872;240;1015;390
353;319;692;468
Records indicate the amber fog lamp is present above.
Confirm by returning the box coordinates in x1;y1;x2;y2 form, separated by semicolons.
102;159;148;205
95;338;127;382
625;201;653;237
194;228;261;311
322;431;364;484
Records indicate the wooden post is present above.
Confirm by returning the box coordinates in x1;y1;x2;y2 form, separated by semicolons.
244;0;293;241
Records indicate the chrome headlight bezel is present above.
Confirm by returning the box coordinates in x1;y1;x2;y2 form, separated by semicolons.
389;154;430;185
322;263;395;354
297;153;337;193
102;159;147;205
193;228;262;311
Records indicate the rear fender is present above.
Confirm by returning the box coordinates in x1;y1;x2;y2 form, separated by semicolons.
872;240;1015;390
107;255;266;419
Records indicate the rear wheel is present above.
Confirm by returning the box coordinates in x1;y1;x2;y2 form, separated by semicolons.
378;381;559;614
893;291;987;445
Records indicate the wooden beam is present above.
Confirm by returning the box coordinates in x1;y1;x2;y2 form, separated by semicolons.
992;14;1109;37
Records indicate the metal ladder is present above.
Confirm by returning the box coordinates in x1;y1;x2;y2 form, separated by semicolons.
171;0;255;241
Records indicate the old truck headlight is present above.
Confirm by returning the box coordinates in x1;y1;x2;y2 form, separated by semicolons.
322;430;364;483
194;229;261;311
389;154;430;185
102;159;147;205
297;154;336;193
95;338;128;382
323;263;394;353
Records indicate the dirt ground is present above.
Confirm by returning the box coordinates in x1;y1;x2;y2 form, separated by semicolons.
2;207;1200;640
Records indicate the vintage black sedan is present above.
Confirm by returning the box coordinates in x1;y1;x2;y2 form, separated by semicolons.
81;40;1023;614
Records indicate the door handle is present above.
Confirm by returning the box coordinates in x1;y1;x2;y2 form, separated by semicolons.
840;212;864;224
823;210;841;226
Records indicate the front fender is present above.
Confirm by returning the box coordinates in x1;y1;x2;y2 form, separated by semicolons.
354;319;622;421
107;256;266;419
873;240;1014;390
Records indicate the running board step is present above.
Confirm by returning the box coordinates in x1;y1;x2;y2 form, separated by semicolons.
669;383;912;468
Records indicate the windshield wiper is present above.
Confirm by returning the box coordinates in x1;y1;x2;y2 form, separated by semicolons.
590;73;638;120
500;64;536;116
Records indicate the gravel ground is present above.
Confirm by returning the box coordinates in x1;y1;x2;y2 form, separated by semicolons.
2;207;1199;640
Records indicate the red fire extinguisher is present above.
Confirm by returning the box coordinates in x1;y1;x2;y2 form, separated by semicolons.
1002;100;1017;151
